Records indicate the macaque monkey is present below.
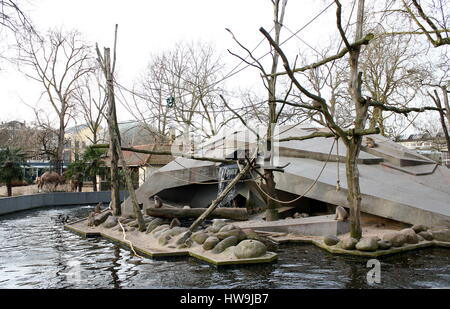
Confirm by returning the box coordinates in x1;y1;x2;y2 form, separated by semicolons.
153;195;163;208
334;206;348;222
87;212;95;227
94;202;102;213
365;137;377;148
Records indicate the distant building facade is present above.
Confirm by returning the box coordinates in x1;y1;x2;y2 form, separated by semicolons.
397;132;449;167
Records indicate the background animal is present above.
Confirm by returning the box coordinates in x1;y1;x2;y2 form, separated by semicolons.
69;172;84;192
334;206;349;221
37;171;66;192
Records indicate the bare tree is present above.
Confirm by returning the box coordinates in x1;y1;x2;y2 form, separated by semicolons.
401;0;450;47
73;66;108;144
361;27;425;136
0;0;33;33
259;0;445;239
16;29;93;173
130;41;235;141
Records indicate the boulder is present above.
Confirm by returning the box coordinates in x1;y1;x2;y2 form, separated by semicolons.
203;236;220;250
411;224;428;233
218;224;237;233
119;217;134;224
336;238;358;250
382;232;407;247
127;220;139;227
355;237;379;251
158;235;171;246
152;224;169;234
416;234;424;242
163;227;188;238
431;229;450;242
216;228;247;241
191;231;209;244
212;236;239;254
323;235;340;246
103;216;118;228
234;240;267;259
177;238;193;249
169;218;181;229
143;216;155;223
93;211;112;226
418;231;433;241
242;229;259;239
377;240;392;250
207;220;228;233
145;218;164;234
400;228;419;244
153;226;170;238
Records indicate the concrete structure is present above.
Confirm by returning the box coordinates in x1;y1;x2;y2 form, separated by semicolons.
234;215;349;236
0;191;129;216
121;125;450;228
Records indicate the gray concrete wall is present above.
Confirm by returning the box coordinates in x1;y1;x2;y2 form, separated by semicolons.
0;191;129;216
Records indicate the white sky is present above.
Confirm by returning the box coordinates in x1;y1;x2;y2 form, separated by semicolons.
0;0;339;125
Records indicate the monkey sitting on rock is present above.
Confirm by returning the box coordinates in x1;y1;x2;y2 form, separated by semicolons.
94;202;103;213
87;212;95;227
334;206;348;222
152;195;163;208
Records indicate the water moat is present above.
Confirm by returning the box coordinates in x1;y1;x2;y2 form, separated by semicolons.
0;205;448;289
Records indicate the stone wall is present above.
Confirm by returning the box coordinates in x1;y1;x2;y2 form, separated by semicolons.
0;191;129;216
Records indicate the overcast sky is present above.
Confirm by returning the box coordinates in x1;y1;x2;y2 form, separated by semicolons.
0;0;338;125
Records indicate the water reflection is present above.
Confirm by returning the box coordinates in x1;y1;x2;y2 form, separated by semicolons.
0;206;448;289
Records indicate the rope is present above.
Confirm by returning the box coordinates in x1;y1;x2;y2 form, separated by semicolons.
117;220;145;259
336;136;341;191
241;138;336;204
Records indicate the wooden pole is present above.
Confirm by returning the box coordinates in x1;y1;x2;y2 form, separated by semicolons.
146;207;249;221
104;47;121;216
103;47;146;232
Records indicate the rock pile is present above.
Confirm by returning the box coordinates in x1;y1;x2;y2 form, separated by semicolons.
322;224;450;253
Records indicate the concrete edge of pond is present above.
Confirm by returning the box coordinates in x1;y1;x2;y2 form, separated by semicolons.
0;191;129;216
64;222;278;266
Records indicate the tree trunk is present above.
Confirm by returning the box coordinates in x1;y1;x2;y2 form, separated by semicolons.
103;47;145;231
345;0;366;240
92;175;98;192
146;207;249;221
263;170;280;221
431;90;450;160
6;183;12;197
104;51;121;216
56;115;66;174
346;141;362;239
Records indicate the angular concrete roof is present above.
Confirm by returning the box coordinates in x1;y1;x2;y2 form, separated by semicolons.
122;125;450;227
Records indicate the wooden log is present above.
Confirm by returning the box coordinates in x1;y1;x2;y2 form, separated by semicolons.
146;207;249;221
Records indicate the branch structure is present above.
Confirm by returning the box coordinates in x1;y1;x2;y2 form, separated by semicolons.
90;144;234;164
274;128;380;142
